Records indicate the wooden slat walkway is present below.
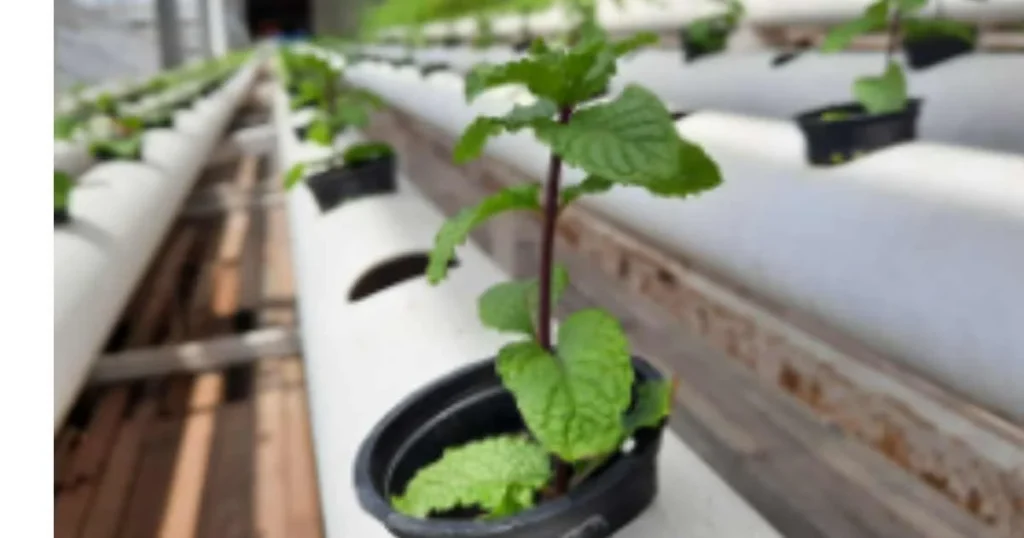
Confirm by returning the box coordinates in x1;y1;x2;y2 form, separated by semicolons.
55;111;322;538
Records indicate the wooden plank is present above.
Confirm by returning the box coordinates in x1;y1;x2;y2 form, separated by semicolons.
91;327;301;384
196;368;255;538
55;428;81;492
280;358;323;538
260;205;295;327
254;359;288;538
156;372;223;538
118;378;193;538
80;398;157;538
55;388;130;537
127;229;198;348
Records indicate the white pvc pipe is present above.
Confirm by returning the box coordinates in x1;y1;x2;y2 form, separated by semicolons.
343;59;1024;421
402;0;1024;40
271;80;783;538
360;46;1024;155
53;60;260;430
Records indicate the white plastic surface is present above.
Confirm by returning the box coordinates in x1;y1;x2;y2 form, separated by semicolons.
53;61;259;430
342;59;1024;421
390;0;1024;40
360;45;1024;154
272;83;783;538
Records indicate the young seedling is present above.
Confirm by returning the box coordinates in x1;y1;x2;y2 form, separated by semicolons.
680;0;744;61
819;0;974;115
89;115;145;161
282;50;385;146
390;24;723;519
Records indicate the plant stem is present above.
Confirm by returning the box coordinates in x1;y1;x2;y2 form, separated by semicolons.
539;106;574;496
885;5;902;67
536;106;573;351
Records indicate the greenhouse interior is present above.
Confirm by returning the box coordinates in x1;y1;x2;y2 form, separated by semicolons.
53;0;1024;537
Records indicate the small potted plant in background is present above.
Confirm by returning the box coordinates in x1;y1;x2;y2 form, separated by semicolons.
282;50;396;212
902;0;980;70
472;14;497;49
54;171;74;226
795;0;926;166
353;23;723;538
679;0;744;62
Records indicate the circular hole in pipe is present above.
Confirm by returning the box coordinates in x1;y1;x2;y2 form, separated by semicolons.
348;252;460;303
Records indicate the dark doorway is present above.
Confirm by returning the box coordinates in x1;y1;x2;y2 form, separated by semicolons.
247;0;313;39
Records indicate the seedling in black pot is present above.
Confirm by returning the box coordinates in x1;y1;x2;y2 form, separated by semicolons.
795;0;928;166
55;171;74;226
285;141;396;212
353;21;724;538
902;0;980;70
679;0;744;62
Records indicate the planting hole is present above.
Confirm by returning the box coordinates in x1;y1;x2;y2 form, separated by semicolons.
348;252;459;303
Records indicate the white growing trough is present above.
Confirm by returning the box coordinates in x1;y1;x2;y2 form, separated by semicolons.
379;0;1024;40
333;57;1024;424
272;68;783;537
359;45;1024;155
53;59;261;429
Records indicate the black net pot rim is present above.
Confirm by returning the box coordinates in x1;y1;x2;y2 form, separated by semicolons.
353;356;666;538
795;98;923;130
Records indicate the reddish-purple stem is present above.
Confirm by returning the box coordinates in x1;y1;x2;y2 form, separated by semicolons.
537;106;574;495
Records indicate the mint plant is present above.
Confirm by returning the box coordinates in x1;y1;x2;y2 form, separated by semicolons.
282;49;384;146
390;26;722;519
820;0;973;116
681;0;744;59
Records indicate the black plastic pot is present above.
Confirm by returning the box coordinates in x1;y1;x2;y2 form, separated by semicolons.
91;144;142;162
294;124;310;141
306;154;396;213
55;207;70;226
903;33;976;70
354;357;667;538
795;99;923;166
670;111;691;121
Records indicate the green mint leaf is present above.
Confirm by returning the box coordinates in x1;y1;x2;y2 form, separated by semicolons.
895;0;929;12
538;85;722;197
306;117;334;146
478;265;569;336
863;0;889;21
427;184;541;284
854;61;908;115
284;163;306;191
820;16;887;53
391;434;551;519
537;85;677;182
55;171;74;209
464;59;561;102
453;99;558;163
560;176;615;207
612;32;659;57
623;379;672;435
454;118;506;163
497;309;633;461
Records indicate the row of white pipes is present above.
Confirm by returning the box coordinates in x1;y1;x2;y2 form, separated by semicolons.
53;58;261;430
